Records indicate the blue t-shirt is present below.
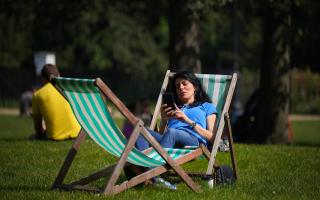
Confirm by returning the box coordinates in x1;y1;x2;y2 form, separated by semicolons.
167;102;217;145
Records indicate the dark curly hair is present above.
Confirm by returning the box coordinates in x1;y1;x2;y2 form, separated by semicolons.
41;64;59;81
170;71;211;107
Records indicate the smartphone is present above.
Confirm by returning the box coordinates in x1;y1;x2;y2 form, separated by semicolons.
162;93;175;108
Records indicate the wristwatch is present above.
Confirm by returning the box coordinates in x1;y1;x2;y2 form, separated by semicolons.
190;121;197;129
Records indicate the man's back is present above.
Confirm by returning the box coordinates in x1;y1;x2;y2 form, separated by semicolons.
32;83;81;140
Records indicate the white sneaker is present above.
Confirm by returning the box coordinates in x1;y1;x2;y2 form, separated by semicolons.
154;177;177;190
218;139;230;152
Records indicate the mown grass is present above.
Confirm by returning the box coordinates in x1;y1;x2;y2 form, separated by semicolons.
0;115;319;199
292;120;320;146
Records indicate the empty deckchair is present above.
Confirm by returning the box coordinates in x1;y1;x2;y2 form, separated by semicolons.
150;70;238;177
51;77;206;195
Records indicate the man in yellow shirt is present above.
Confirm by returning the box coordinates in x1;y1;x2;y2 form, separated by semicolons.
31;64;81;140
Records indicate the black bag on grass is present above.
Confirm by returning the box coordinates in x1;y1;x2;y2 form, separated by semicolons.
214;165;236;185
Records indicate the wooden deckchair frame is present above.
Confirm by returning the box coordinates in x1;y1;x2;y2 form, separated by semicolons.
150;70;238;178
51;78;205;195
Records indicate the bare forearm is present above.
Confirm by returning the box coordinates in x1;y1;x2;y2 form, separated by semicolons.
184;119;214;141
184;115;216;142
33;115;45;136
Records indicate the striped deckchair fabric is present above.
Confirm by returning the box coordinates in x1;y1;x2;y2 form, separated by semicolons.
52;76;204;195
195;74;232;122
55;77;194;168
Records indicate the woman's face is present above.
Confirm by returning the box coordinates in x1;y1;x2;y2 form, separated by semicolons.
175;78;196;104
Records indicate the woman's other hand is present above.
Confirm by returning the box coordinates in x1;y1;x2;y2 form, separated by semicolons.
172;104;189;122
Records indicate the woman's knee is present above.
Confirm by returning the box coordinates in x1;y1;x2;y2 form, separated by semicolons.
148;129;162;142
165;128;178;137
135;135;149;151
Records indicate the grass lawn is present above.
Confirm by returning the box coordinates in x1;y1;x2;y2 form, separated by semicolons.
292;120;320;146
0;114;319;199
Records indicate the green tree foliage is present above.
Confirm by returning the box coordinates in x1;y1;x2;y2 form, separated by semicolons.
291;0;320;71
31;0;167;73
201;2;263;73
169;0;231;72
1;0;320;125
0;1;35;68
1;0;319;73
0;0;168;75
291;69;320;114
232;0;291;144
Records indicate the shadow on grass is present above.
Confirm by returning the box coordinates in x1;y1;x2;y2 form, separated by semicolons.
0;137;77;143
0;185;50;192
0;138;30;142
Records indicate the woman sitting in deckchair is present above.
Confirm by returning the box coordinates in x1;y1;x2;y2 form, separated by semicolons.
136;71;218;150
129;71;218;189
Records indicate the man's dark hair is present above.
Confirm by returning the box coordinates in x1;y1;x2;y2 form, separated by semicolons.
41;64;59;81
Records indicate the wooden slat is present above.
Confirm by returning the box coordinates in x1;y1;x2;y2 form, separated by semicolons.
68;164;116;186
103;121;144;194
140;127;201;192
95;78;139;126
150;70;171;130
200;144;211;160
51;130;86;189
206;73;237;174
225;112;238;180
111;148;203;195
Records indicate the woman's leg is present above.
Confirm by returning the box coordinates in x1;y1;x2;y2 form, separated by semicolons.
160;128;199;148
130;128;179;189
125;129;163;180
135;129;163;151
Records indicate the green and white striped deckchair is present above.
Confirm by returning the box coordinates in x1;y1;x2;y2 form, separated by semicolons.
51;77;203;195
150;70;238;179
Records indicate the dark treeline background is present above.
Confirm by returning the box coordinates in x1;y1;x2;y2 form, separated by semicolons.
0;0;319;143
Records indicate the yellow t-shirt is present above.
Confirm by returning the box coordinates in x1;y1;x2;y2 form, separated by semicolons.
32;83;81;140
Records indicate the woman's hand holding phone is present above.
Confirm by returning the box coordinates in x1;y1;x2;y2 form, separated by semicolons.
161;92;189;122
161;104;176;118
161;104;189;123
161;93;176;119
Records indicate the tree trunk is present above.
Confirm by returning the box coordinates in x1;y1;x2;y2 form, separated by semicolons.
169;0;201;73
252;1;291;144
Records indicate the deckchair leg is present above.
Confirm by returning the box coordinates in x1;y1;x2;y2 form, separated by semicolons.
68;164;117;186
165;145;218;179
206;117;225;175
200;144;211;160
52;129;86;189
103;121;144;195
225;113;238;180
